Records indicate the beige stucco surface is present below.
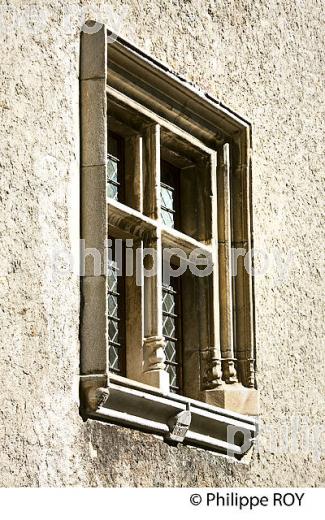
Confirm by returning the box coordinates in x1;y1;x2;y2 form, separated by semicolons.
0;0;324;486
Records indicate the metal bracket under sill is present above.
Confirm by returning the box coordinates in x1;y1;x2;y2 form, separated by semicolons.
81;375;258;458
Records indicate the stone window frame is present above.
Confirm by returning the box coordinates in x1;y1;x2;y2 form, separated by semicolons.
80;22;258;456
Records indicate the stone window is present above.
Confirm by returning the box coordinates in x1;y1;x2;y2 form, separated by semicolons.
80;22;258;456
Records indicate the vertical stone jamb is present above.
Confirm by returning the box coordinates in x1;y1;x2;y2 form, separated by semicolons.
80;22;108;376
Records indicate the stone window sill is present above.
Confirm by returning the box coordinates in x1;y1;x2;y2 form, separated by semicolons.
80;375;258;458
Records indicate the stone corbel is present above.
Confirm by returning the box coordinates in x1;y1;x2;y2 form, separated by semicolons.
166;406;192;443
80;376;109;414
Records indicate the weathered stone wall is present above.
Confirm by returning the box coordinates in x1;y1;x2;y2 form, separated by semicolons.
0;0;324;486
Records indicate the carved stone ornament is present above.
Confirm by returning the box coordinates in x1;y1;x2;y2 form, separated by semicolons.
222;358;238;384
86;386;110;412
143;335;166;372
166;408;192;443
202;349;223;389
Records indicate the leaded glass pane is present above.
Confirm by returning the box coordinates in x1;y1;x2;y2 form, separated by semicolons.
162;280;182;392
163;315;175;338
108;294;118;318
108;319;119;344
161;160;179;229
107;132;123;201
161;184;174;211
108;261;118;293
162;290;175;314
109;344;120;372
165;340;177;363
107;155;119;200
107;182;118;200
107;241;125;375
107;156;118;182
161;207;174;227
166;364;177;391
160;184;175;228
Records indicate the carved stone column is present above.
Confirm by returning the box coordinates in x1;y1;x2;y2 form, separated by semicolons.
142;123;169;390
142;231;169;390
202;153;223;390
218;143;238;384
203;349;223;389
232;130;256;388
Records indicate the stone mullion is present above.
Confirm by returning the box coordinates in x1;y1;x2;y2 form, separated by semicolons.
125;238;144;383
217;143;238;384
143;124;161;220
142;123;169;390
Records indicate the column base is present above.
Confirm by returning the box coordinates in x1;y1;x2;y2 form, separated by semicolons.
200;384;259;416
142;369;170;392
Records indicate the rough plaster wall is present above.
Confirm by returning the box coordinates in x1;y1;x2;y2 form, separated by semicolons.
0;0;324;486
